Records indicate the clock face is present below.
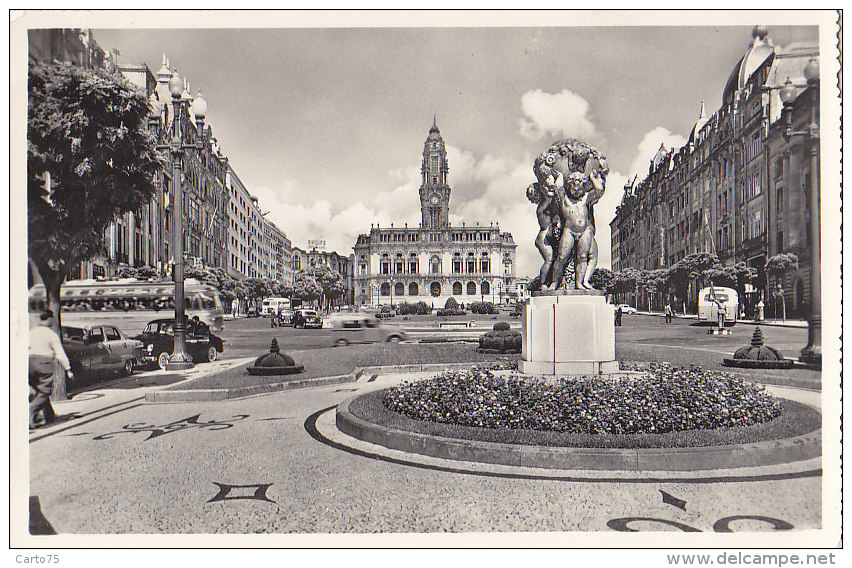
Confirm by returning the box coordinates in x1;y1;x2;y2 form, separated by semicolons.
430;194;440;205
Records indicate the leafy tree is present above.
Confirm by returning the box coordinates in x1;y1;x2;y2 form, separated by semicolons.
292;271;322;306
304;265;344;310
665;253;719;309
765;252;799;276
589;267;616;295
611;268;640;301
702;264;737;288
28;61;162;399
732;261;759;301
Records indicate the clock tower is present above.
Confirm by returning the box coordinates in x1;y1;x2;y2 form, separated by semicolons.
419;116;450;230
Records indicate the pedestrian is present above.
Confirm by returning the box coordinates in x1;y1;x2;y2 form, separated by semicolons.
665;303;673;324
615;305;623;326
29;310;73;430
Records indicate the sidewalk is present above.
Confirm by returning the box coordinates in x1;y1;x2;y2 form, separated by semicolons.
636;310;808;329
31;356;255;440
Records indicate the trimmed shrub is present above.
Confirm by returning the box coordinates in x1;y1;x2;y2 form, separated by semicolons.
493;321;511;331
444;297;459;309
397;301;431;315
478;328;521;353
469;301;499;314
436;308;467;316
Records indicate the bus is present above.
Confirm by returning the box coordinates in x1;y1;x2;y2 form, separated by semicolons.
697;286;738;325
28;278;225;333
261;297;291;316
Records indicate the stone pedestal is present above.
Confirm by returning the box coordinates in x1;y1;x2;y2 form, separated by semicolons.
519;290;619;376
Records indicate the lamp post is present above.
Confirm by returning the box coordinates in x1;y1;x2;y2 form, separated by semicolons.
780;58;820;366
162;70;208;370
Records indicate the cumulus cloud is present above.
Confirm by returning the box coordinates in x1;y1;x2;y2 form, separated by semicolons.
518;89;598;141
627;126;687;180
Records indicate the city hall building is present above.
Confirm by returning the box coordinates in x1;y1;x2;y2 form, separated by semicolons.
353;119;517;307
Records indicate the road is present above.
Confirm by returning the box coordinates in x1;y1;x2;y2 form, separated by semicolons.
23;314;826;538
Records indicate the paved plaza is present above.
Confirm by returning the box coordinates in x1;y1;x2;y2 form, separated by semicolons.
22;315;828;538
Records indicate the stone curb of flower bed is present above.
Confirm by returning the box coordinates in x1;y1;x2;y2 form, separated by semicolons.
335;393;821;472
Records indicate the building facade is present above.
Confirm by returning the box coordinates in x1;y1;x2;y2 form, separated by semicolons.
610;27;818;316
29;31;294;290
353;119;517;307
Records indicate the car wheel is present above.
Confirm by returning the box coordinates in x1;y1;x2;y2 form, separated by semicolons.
336;338;349;347
387;335;401;344
157;352;170;370
123;359;134;376
206;346;218;362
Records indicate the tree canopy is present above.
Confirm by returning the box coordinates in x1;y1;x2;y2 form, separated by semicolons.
28;61;163;292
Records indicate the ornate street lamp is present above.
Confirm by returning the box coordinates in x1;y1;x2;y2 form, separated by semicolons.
780;58;820;366
161;70;209;370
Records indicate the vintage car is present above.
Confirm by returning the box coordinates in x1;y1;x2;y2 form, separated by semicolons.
270;308;295;328
616;304;638;314
134;318;225;369
292;309;323;329
61;324;144;381
329;315;407;346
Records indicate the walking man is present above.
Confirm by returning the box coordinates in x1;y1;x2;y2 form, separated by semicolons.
615;305;623;327
29;310;73;430
665;303;673;324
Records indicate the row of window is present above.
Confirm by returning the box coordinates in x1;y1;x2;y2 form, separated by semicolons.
375;280;493;297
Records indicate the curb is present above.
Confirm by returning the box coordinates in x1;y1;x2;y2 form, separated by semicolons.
145;373;355;403
145;361;501;403
638;311;808;329
335;393;821;472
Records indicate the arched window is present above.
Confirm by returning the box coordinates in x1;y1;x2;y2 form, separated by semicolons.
430;282;441;297
380;253;390;275
430;255;441;274
453;252;462;274
467;281;477;295
409;282;419;296
394;282;405;297
481;281;490;295
481;252;490;274
409;252;418;274
453;282;462;295
380;282;390;296
395;253;404;274
467;252;476;274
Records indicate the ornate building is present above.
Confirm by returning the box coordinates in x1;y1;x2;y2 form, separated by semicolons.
610;27;818;316
354;118;517;307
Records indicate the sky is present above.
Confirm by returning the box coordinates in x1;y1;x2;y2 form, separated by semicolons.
90;17;819;277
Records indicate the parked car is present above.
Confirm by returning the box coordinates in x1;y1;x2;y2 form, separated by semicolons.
61;324;144;382
330;315;407;346
270;308;294;327
292;308;322;329
134;318;225;369
246;306;260;318
616;304;638;314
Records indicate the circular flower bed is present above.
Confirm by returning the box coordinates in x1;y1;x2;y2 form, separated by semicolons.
382;363;783;435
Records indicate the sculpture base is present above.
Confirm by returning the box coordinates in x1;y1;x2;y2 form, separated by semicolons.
520;291;616;377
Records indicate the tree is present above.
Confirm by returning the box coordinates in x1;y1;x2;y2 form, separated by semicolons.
702;264;737;288
732;262;759;299
304;265;344;310
612;268;640;302
642;268;670;310
28;61;163;399
292;271;322;306
765;253;799;321
665;253;719;311
589;268;616;295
